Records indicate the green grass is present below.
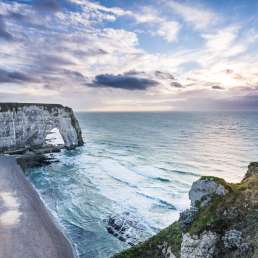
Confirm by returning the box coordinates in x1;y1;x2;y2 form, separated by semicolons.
112;222;182;258
112;169;258;258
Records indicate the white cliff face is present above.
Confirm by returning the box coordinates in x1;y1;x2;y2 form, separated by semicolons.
181;231;218;258
0;103;83;151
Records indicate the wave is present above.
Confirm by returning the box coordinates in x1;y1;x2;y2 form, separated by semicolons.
136;191;176;210
159;167;201;177
109;175;138;188
153;177;171;182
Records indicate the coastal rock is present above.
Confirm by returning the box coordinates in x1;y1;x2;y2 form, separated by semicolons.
179;207;199;232
244;162;258;179
180;231;218;258
16;151;58;169
159;242;176;258
0;103;83;152
105;212;149;246
223;229;242;249
189;177;228;207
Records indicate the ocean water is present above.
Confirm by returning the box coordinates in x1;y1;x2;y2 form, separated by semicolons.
27;112;258;258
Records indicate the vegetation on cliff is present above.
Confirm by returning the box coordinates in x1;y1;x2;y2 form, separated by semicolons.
112;162;258;258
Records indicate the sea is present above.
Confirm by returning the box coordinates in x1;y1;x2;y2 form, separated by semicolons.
27;111;258;258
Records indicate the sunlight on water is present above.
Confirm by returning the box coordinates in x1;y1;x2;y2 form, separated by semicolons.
27;112;258;258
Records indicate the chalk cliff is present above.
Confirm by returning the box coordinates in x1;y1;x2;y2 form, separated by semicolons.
0;103;83;152
113;163;258;258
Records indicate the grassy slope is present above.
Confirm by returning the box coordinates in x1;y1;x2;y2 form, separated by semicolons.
112;173;258;258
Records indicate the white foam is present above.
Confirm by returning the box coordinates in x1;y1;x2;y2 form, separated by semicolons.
98;159;146;187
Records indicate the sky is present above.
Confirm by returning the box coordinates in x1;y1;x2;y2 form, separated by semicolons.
0;0;258;111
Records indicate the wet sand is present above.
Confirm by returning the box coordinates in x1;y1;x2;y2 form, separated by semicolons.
0;156;75;258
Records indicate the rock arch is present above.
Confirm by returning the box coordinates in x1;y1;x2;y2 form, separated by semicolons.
0;103;83;152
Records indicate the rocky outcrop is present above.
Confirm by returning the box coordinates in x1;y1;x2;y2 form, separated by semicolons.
0;103;83;152
189;177;229;207
105;212;149;246
181;231;218;258
244;162;258;178
112;163;258;258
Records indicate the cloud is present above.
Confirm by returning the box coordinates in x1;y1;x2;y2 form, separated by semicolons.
165;0;217;30
0;0;258;111
90;73;158;90
171;81;183;88
0;15;13;41
0;69;38;83
212;85;224;90
71;0;131;17
203;26;240;52
132;6;180;42
157;21;180;43
33;0;63;12
155;71;175;80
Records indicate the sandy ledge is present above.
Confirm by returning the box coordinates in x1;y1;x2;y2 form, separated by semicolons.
0;156;76;258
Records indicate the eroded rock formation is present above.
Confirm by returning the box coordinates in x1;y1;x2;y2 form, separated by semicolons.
0;103;83;152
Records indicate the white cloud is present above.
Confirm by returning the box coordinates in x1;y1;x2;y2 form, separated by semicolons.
157;21;181;43
70;0;132;17
165;0;218;30
203;26;240;51
0;0;258;111
132;6;181;43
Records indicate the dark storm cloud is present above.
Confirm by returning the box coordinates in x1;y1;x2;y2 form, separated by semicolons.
155;71;175;80
65;70;86;80
90;73;158;90
212;85;224;90
0;69;38;84
124;70;147;76
0;16;13;41
171;82;183;88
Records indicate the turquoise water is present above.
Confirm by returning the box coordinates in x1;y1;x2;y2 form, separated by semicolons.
28;112;258;258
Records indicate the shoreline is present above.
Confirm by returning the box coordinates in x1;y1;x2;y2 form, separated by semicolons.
0;155;76;258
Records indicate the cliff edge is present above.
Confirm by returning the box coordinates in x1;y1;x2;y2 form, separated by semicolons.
0;156;75;258
113;163;258;258
0;103;83;152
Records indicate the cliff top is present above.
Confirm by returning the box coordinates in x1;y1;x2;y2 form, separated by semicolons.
0;102;72;112
0;156;75;258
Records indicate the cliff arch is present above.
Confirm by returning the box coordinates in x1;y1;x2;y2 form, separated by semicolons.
0;103;83;152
